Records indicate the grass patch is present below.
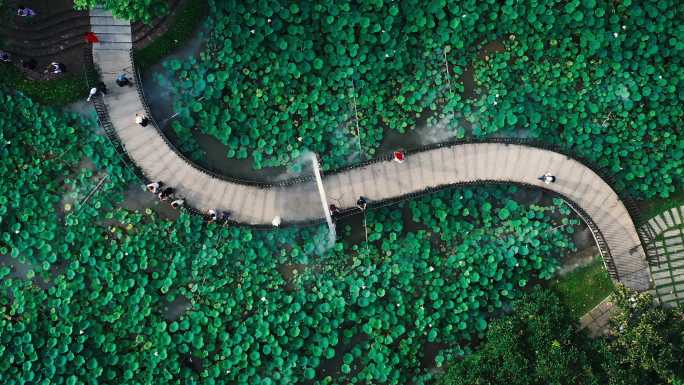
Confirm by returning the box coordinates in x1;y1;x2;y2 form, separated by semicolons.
0;64;87;105
638;190;684;220
550;257;614;319
134;0;208;69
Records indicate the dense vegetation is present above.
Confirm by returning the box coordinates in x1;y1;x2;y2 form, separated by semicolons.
551;256;614;318
165;0;682;198
135;0;209;69
0;65;87;105
73;0;167;23
439;287;684;385
0;89;584;384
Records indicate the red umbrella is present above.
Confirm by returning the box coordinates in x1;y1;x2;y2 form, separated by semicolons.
85;32;99;43
393;150;405;162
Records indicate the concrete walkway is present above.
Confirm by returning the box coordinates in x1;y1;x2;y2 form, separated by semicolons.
579;296;616;337
89;10;651;291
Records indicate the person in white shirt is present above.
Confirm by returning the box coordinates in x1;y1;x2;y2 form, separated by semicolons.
146;181;161;193
86;87;98;102
135;113;149;127
538;173;556;184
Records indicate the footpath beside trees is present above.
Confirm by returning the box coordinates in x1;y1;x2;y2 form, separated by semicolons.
439;287;684;385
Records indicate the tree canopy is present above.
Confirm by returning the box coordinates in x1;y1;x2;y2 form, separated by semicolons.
439;287;684;385
73;0;168;23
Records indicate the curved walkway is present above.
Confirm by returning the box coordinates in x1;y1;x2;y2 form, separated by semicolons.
646;206;684;306
89;10;650;291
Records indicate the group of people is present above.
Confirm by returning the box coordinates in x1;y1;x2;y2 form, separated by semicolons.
146;181;233;223
86;73;132;102
146;181;184;208
328;196;369;219
17;5;37;17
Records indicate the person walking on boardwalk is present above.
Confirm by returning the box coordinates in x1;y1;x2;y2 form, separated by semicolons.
86;87;98;102
171;199;184;209
97;81;108;95
135;113;149;127
329;204;340;217
146;181;162;193
538;173;556;184
393;150;405;163
45;62;64;74
158;187;174;201
357;196;368;211
84;32;99;44
207;209;218;222
116;73;131;87
17;6;37;17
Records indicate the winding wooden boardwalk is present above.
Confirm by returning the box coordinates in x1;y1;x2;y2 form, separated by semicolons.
89;10;651;291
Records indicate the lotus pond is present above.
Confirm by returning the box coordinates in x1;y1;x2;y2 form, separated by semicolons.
161;0;682;199
0;89;584;384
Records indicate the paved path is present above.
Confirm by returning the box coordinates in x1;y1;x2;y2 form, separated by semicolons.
579;296;616;337
646;206;684;306
89;10;651;291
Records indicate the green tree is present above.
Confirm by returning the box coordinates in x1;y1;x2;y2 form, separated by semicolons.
600;287;684;385
439;288;602;385
73;0;167;23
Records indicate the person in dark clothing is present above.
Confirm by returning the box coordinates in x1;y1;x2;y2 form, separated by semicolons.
158;187;174;201
135;113;149;127
537;173;556;184
97;81;107;95
208;209;218;222
357;196;368;211
146;181;162;193
116;73;131;87
45;62;65;74
0;51;10;63
329;204;340;217
17;6;37;17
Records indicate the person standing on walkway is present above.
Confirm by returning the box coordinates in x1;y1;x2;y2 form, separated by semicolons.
116;73;131;87
158;187;174;201
538;173;556;184
393;150;405;163
85;32;99;44
17;6;37;17
357;196;368;211
97;81;108;95
207;209;219;222
146;181;162;193
171;199;184;209
45;62;64;74
135;113;149;127
0;51;11;63
86;87;98;102
329;204;340;217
